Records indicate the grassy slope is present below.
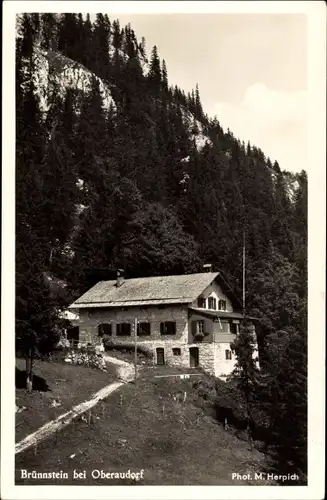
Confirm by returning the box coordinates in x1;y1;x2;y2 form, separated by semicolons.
16;365;274;486
15;358;117;442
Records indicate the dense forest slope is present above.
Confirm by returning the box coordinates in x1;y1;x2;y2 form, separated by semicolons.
16;13;307;479
16;11;307;352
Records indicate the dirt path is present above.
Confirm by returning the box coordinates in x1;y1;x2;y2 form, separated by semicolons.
16;357;135;456
103;354;135;382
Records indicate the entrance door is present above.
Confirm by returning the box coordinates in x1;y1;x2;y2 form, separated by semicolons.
189;347;199;368
156;348;165;365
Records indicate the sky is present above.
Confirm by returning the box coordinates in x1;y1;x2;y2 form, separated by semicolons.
108;13;308;173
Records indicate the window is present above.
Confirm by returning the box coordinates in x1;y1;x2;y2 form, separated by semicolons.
137;322;151;336
208;297;217;310
116;323;131;336
230;321;240;334
172;348;181;356
225;349;232;360
160;321;176;335
218;299;227;311
197;297;206;308
192;320;205;338
197;320;204;334
217;319;230;333
98;323;112;336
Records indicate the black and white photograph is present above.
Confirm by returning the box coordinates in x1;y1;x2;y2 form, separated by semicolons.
1;1;325;499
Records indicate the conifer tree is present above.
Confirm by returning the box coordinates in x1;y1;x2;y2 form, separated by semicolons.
271;166;295;260
161;59;168;96
231;321;260;450
139;36;146;58
58;14;79;61
261;325;307;482
195;82;202;119
112;19;122;50
79;14;94;68
93;14;111;79
122;203;200;277
148;45;161;97
16;19;60;387
42;87;78;268
75;76;107;194
292;170;307;295
190;88;196;114
40;13;58;50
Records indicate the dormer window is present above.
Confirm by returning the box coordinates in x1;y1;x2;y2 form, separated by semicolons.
197;297;206;308
218;299;227;311
208;297;217;310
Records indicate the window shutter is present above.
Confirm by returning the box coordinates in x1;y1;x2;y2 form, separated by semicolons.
191;321;197;336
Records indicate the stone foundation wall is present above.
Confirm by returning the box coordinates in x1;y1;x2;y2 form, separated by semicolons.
118;340;218;375
193;343;216;375
213;342;236;377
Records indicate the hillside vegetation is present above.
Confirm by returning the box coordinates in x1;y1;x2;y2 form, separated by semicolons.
16;366;277;486
15;357;117;442
16;13;307;482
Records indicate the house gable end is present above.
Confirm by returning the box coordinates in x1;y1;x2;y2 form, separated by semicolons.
193;274;241;312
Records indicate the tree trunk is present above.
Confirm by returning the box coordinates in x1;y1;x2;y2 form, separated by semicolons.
26;347;33;392
247;421;253;451
245;384;253;451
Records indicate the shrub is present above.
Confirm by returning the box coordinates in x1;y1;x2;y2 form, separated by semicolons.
192;375;271;445
103;339;154;364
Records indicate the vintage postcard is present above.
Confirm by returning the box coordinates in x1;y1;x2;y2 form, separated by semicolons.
1;1;325;499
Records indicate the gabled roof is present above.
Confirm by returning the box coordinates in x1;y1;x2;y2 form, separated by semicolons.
69;272;220;309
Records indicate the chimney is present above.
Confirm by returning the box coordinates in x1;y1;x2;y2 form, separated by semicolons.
116;269;125;287
203;263;212;273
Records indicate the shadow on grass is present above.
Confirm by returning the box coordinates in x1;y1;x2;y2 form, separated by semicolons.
257;449;307;485
213;404;307;485
16;367;51;392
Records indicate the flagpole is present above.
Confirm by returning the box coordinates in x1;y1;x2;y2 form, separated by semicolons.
242;230;246;318
134;317;138;382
